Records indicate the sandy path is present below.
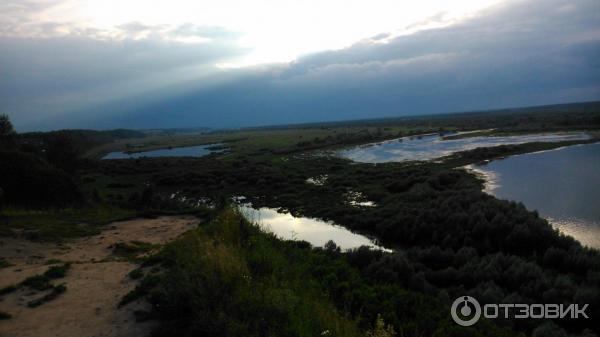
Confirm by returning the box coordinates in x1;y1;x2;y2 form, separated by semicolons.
0;216;198;337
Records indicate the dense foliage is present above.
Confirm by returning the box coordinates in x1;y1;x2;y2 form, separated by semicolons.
130;208;364;337
94;148;600;335
0;115;145;208
0;151;82;208
130;207;522;337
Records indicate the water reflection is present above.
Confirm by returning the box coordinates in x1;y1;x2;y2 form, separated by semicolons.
239;204;389;251
546;216;600;249
306;175;328;186
338;132;590;163
345;191;377;208
472;143;600;248
102;143;225;159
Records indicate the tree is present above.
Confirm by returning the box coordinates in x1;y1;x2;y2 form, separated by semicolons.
44;133;82;173
0;114;16;150
138;185;155;209
0;114;15;136
0;151;82;208
366;314;396;337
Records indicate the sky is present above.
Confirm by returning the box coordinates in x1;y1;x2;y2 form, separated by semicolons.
1;0;599;131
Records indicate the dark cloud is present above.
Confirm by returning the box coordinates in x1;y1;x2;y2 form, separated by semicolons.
0;33;250;128
2;0;599;131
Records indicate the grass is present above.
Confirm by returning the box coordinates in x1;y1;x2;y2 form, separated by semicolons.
0;285;17;296
21;275;53;291
45;259;63;265
0;207;136;241
20;262;70;288
86;125;436;160
1;263;72;308
128;268;144;280
27;284;67;308
440;138;600;168
44;263;71;279
119;273;161;307
122;206;524;337
441;129;497;140
0;257;14;269
122;207;364;337
442;128;595;140
112;241;159;259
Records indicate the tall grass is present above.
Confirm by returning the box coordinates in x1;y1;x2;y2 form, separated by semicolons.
130;206;525;337
0;206;136;241
134;207;363;337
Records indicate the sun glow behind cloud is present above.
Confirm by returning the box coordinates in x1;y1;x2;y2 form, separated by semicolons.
5;0;505;66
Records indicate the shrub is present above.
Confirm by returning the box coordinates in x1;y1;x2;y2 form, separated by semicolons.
0;151;83;208
27;284;67;308
112;241;157;258
21;275;52;291
128;269;144;280
43;263;71;279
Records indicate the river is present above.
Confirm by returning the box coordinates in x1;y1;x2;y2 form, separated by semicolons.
470;143;600;248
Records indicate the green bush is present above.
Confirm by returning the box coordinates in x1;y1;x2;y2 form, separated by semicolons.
112;241;157;258
21;275;52;291
44;263;71;279
129;208;362;337
0;285;17;296
128;268;144;280
27;284;67;308
124;207;523;337
0;258;13;269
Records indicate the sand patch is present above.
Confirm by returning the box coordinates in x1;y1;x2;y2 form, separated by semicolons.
0;216;198;337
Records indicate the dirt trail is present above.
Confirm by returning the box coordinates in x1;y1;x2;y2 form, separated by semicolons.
0;216;198;337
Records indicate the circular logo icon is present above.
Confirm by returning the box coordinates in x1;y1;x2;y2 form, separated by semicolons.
451;296;481;326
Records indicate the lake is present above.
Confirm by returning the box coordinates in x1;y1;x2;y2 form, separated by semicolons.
102;143;224;159
239;204;390;251
338;132;590;163
471;143;600;248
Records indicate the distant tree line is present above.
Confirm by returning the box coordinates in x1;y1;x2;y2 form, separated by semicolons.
0;114;145;208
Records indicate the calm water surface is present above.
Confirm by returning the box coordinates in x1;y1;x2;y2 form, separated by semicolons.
102;144;224;159
239;204;389;251
473;143;600;248
338;132;589;163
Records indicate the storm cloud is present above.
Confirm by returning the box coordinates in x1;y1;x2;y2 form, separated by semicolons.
1;0;599;130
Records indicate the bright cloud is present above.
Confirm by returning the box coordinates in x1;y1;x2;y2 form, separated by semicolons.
1;0;505;64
